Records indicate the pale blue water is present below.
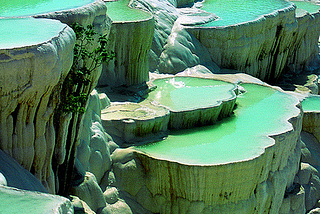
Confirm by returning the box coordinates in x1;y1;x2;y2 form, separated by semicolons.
0;18;67;49
302;95;320;112
292;1;320;14
143;77;236;111
199;0;293;27
137;83;300;165
105;0;152;22
0;0;94;17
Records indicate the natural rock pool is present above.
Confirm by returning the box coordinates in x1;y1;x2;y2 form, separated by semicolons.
198;0;293;26
105;0;152;22
302;95;320;112
292;0;320;14
0;18;68;49
0;0;95;17
137;82;300;165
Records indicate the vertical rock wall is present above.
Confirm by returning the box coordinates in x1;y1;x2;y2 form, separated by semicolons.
0;25;75;193
0;0;110;194
100;16;155;87
187;6;320;82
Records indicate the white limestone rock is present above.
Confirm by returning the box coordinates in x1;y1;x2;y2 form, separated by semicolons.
101;102;170;145
302;110;320;143
0;173;6;186
78;90;113;184
101;14;154;86
0;19;75;193
70;172;106;212
131;0;180;72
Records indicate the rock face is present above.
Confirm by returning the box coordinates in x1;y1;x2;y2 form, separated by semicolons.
100;11;154;86
77;90;113;184
0;0;111;194
0;18;75;194
186;4;320;82
101;102;170;145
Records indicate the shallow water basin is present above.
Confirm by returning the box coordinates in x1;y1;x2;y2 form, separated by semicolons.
105;0;152;22
137;83;300;165
199;0;293;27
0;0;94;17
302;95;320;112
0;18;68;49
292;0;320;14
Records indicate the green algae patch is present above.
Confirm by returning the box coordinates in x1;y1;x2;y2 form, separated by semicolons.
302;95;320;112
0;0;94;17
105;0;152;22
137;83;300;165
292;0;320;14
199;0;293;27
0;18;68;49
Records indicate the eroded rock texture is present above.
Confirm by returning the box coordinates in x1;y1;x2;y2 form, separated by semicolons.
101;15;155;87
187;6;320;82
111;74;303;213
0;0;110;194
0;23;75;194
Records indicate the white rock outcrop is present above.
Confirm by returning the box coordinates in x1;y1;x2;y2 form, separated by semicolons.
0;19;75;193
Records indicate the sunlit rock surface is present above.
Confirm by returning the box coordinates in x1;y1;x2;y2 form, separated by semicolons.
302;95;320;142
78;90;113;184
101;102;170;145
0;186;73;214
99;0;154;87
0;18;75;193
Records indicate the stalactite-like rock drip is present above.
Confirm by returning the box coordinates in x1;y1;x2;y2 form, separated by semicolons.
187;4;320;82
100;16;155;87
33;0;110;195
287;10;320;72
0;22;75;194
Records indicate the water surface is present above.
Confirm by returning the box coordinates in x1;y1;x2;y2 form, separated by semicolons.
137;83;299;165
143;77;236;111
0;18;67;49
292;1;320;14
0;0;94;17
302;95;320;112
199;0;293;27
105;0;152;22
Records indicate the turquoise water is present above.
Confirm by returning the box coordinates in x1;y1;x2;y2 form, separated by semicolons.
302;95;320;112
105;0;152;22
137;83;300;165
0;18;67;49
199;0;292;27
142;77;236;112
0;189;67;214
292;1;320;14
0;0;94;17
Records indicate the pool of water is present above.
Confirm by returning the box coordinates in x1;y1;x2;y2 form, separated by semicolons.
292;1;320;14
105;0;152;22
0;0;94;17
0;189;67;214
0;18;67;49
198;0;293;27
137;83;300;165
142;77;236;112
302;95;320;112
